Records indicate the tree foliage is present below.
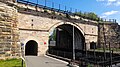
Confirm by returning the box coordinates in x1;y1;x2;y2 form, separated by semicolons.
75;12;100;21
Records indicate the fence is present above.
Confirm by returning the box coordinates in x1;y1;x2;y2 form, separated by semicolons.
17;0;117;23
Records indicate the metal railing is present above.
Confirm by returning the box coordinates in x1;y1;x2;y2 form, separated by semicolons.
48;49;73;59
17;0;117;23
48;49;120;66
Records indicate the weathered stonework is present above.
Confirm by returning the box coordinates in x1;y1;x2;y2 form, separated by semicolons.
98;22;120;48
0;0;119;60
0;2;20;59
17;3;98;52
0;1;99;58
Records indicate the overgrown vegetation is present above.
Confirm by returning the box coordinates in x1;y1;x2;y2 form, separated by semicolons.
0;58;26;67
49;29;56;41
75;12;101;21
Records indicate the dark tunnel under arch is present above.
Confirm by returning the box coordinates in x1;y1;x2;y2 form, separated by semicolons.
48;24;85;59
25;40;38;56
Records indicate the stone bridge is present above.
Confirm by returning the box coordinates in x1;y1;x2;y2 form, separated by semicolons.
0;0;98;59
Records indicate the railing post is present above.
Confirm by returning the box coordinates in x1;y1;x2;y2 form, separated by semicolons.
27;0;29;3
59;4;60;10
52;2;54;8
70;8;72;12
22;59;24;67
35;0;38;11
111;50;113;67
75;9;77;13
73;25;75;60
45;0;46;7
65;6;66;12
93;42;96;64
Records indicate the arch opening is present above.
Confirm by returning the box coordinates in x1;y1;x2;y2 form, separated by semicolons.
25;40;38;56
48;24;85;59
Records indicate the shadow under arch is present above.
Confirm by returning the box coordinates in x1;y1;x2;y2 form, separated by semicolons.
48;24;85;59
48;22;85;36
25;40;38;56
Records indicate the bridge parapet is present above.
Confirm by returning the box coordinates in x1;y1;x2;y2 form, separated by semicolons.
0;0;99;57
16;0;98;24
0;0;16;3
16;2;99;51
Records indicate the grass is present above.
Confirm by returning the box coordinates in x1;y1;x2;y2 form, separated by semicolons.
0;58;26;67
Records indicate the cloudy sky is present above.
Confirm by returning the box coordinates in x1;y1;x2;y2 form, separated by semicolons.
27;0;120;24
96;0;120;23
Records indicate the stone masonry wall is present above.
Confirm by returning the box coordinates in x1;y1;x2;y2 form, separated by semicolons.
98;23;120;48
17;3;98;51
0;2;20;59
0;1;99;58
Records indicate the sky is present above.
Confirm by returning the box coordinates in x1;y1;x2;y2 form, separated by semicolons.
28;0;120;24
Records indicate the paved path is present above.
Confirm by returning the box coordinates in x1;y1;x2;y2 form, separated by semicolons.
24;56;69;67
112;63;120;67
24;56;120;67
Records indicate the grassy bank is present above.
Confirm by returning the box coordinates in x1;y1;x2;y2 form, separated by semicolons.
0;58;26;67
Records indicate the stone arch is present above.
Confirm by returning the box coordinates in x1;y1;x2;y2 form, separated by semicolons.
23;36;40;56
48;22;85;59
25;40;38;56
49;22;85;36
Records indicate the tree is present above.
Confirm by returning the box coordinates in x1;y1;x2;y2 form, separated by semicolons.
75;12;100;21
